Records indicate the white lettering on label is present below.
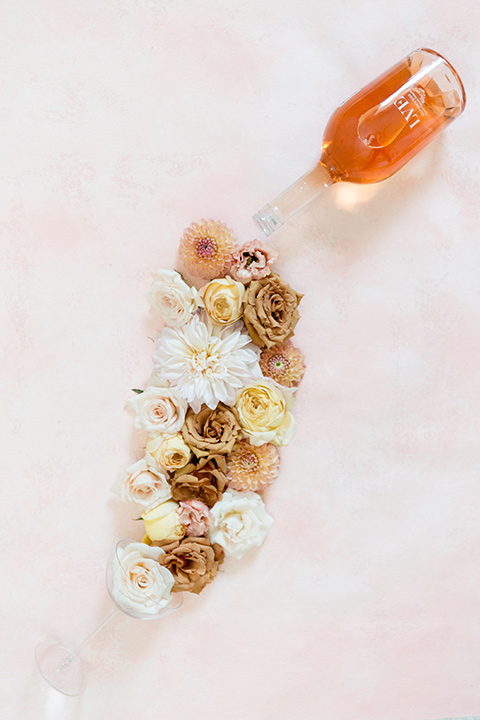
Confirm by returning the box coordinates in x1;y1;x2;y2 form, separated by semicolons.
394;94;422;130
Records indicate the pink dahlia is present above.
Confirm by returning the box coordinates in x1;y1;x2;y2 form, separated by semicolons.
259;341;305;387
226;439;280;492
178;219;237;280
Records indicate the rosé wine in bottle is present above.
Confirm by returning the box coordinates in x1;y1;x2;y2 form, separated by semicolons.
253;48;466;236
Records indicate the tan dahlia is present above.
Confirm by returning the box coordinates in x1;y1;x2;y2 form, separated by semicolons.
259;341;305;387
226;439;280;492
178;219;237;280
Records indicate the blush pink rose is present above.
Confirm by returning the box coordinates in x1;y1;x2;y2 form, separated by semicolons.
177;499;212;536
229;240;277;284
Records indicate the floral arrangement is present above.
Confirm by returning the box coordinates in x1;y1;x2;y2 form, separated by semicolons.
110;219;305;612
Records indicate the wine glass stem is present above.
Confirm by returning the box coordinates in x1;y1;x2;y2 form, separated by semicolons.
63;605;120;665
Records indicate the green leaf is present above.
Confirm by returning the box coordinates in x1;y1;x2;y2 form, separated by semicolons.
131;388;144;394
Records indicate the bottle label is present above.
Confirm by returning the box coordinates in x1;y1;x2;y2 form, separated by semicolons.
394;87;426;129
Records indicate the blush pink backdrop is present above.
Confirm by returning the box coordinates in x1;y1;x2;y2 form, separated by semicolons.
2;1;480;719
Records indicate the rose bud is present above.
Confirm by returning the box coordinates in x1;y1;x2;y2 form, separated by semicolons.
142;499;186;543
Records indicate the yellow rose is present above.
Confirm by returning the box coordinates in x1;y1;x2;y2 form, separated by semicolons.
146;433;192;471
200;276;245;325
235;379;296;447
142;500;186;542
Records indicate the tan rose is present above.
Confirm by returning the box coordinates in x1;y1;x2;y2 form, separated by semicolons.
242;273;302;348
158;536;225;594
235;379;296;447
182;403;240;458
142;499;186;543
200;276;245;325
170;455;228;507
146;433;192;471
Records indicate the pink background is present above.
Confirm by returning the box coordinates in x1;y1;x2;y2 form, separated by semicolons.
2;1;480;719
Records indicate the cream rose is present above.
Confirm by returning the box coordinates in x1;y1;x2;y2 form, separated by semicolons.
128;386;188;437
110;542;174;615
146;433;192;471
144;373;166;390
235;379;296;447
200;276;245;325
209;489;274;559
148;269;201;327
142;499;186;543
111;458;171;512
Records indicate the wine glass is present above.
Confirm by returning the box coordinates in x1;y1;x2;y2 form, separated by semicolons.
35;539;182;696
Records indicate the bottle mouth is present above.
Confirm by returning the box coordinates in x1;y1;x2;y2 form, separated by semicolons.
419;47;467;112
253;205;285;236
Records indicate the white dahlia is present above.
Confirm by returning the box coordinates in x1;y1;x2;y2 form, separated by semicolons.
153;314;261;413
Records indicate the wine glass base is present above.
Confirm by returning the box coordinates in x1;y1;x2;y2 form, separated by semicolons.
35;639;87;696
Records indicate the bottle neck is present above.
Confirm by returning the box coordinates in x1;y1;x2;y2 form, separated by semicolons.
253;163;334;236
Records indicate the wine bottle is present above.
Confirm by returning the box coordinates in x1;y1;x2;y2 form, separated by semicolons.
253;48;466;236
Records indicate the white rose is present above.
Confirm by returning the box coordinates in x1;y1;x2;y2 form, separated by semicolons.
148;269;201;327
128;386;188;437
111;458;171;512
144;373;167;389
209;489;274;559
200;276;245;325
146;433;192;471
110;542;174;615
235;379;296;446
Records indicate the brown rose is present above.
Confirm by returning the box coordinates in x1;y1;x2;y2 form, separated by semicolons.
158;536;225;594
181;403;240;458
170;455;228;507
242;273;302;348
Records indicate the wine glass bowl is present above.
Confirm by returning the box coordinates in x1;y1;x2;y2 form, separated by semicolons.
106;538;183;619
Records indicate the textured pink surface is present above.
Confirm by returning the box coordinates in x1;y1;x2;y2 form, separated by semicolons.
2;1;480;719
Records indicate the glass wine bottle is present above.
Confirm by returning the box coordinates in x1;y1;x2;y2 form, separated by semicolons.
253;48;466;236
